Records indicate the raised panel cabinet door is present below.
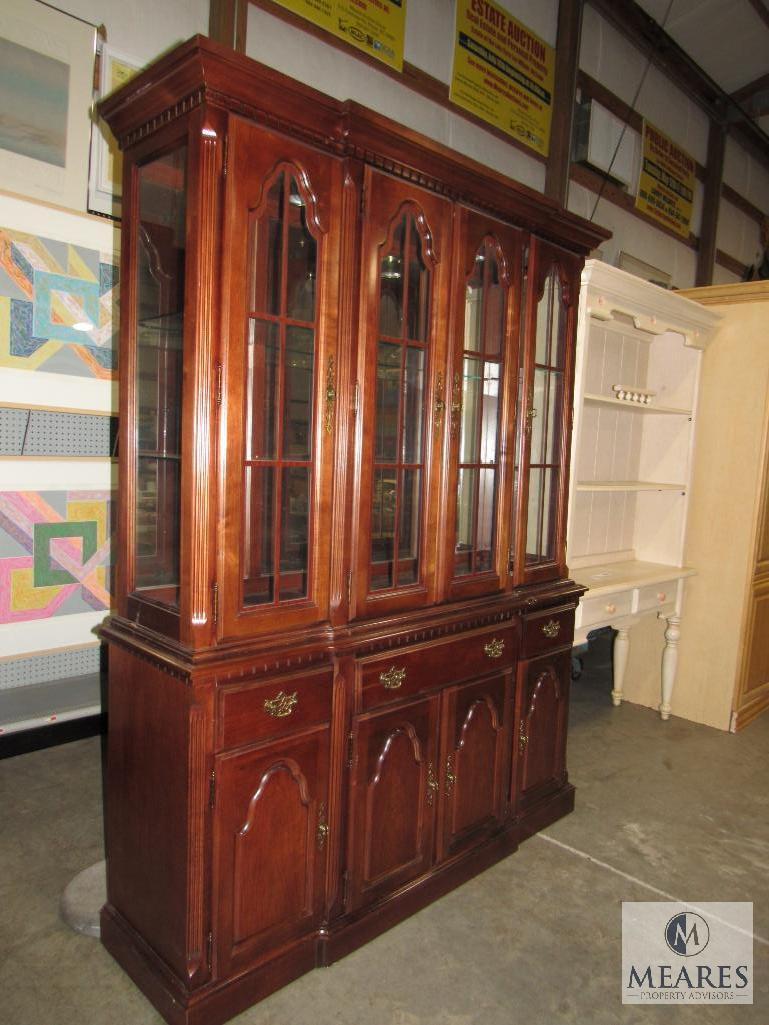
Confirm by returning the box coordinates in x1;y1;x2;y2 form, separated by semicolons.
515;238;582;585
438;672;512;860
444;208;523;600
219;115;343;639
347;694;440;910
213;726;330;976
353;168;453;619
515;649;571;813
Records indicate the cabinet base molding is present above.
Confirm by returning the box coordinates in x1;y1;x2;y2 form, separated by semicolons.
101;786;573;1025
731;686;769;732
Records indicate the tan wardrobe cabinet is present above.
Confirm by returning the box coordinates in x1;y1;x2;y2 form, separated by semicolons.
674;281;769;730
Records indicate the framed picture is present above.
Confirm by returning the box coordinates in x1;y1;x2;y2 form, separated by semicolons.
88;45;142;217
0;0;96;212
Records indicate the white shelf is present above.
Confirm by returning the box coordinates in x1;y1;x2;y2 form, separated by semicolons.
570;558;695;598
583;393;692;416
575;480;687;492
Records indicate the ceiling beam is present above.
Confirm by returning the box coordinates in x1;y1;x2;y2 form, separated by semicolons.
696;122;726;286
545;0;584;205
732;71;769;105
586;0;769;166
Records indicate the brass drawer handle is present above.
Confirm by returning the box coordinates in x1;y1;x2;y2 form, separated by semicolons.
519;720;528;755
445;754;456;797
380;665;406;690
263;690;298;718
542;619;561;639
316;802;329;850
426;762;439;807
484;637;505;659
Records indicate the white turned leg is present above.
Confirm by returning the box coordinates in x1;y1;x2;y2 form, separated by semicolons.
611;627;630;707
659;614;681;721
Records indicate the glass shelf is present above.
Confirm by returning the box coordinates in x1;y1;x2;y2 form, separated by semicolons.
576;480;686;492
582;393;692;416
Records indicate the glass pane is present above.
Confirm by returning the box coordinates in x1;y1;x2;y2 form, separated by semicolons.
535;271;553;365
286;181;317;322
371;468;397;590
455;467;476;577
379;216;405;337
541;467;557;562
464;261;483;353
406;224;430;342
545;370;564;465
243;465;275;605
460;356;481;464
251;176;283;316
480;361;500;464
399;468;421;584
246;320;279;461
552;285;567;369
477;467;497;572
283;326;314;460
526;467;543;564
402;346;424;463
530;368;547;464
485;254;504;357
134;146;187;601
375;342;401;461
279;467;309;600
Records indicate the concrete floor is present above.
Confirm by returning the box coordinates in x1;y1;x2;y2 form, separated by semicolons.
1;649;767;1025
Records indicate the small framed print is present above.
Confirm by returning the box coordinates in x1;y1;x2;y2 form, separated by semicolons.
0;0;96;212
88;45;142;218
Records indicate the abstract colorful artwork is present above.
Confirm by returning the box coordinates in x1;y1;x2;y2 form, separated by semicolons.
0;490;113;623
0;227;119;379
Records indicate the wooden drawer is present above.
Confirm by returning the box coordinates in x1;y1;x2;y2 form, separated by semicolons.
359;623;517;712
217;667;333;751
636;581;676;614
578;590;633;629
521;606;574;659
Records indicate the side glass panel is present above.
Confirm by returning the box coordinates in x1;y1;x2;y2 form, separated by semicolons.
526;267;566;566
370;214;429;592
242;173;318;607
454;239;505;578
134;146;187;605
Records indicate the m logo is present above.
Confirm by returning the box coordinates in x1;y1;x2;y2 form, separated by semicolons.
665;912;710;956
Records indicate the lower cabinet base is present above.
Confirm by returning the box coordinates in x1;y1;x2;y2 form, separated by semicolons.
100;785;575;1025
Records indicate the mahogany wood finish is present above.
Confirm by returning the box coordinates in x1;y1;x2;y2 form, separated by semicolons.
98;35;608;1025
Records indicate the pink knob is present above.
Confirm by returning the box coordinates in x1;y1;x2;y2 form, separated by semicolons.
605;603;616;614
658;592;666;602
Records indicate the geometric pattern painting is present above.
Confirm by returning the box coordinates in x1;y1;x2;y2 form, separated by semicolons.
0;227;118;379
0;491;113;622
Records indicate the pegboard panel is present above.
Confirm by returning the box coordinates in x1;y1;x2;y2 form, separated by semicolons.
0;408;116;457
0;646;102;691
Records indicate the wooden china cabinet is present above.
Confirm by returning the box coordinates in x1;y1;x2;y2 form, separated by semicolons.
98;36;608;1025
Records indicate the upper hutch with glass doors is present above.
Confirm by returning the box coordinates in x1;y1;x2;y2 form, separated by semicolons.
98;35;608;1025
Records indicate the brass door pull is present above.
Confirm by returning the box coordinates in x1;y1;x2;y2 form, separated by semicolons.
484;637;505;659
380;665;406;689
324;355;336;434
542;619;561;639
426;762;439;806
316;803;329;850
264;691;298;718
519;720;528;755
445;754;456;797
434;371;445;427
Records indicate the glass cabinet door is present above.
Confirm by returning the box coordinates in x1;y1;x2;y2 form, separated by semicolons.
515;238;582;584
132;145;188;608
354;170;452;616
445;209;522;599
219;119;342;637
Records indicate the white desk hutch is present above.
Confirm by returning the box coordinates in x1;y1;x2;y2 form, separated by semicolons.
567;261;720;719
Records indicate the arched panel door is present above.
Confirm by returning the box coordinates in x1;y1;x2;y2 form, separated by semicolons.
213;727;330;976
219;117;343;639
347;694;440;910
439;673;512;859
442;207;523;601
515;650;571;813
514;238;583;585
352;169;453;619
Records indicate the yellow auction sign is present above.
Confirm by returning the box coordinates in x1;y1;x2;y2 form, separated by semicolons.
273;0;406;71
450;0;554;157
636;120;695;239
